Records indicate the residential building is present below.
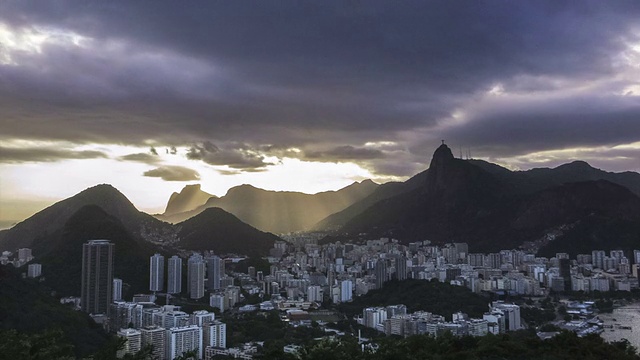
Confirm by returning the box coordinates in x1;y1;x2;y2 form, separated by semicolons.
150;253;164;292
81;240;114;316
188;254;205;299
117;328;141;357
167;256;182;294
166;325;203;360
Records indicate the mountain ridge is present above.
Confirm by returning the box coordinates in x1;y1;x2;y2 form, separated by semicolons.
163;184;216;216
320;144;640;254
156;179;380;233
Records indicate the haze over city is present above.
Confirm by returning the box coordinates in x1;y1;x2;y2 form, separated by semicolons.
2;1;640;226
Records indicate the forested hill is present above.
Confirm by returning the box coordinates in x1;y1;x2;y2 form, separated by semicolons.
339;279;490;320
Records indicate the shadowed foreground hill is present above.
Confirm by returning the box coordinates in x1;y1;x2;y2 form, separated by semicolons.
32;205;162;298
0;184;173;252
0;265;109;358
176;207;280;256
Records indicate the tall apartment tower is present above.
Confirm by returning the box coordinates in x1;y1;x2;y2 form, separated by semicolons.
206;255;222;291
150;253;165;292
188;254;205;299
81;240;114;315
375;259;387;289
167;256;182;294
113;278;123;301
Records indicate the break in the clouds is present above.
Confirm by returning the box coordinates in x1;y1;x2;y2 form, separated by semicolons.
2;1;640;175
143;166;200;182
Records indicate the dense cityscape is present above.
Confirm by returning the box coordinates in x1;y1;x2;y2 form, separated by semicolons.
4;231;640;359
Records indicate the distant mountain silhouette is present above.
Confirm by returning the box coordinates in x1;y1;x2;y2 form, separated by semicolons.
157;180;379;233
468;159;640;196
176;207;280;256
320;144;640;254
0;184;172;252
163;184;216;216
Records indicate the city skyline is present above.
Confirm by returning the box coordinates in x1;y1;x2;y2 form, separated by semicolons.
2;2;640;227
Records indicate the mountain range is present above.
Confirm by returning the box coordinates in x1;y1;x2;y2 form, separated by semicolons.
2;143;640;266
156;180;379;233
319;144;640;255
0;184;280;295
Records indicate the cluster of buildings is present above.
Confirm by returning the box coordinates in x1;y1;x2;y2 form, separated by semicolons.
16;233;640;358
359;302;521;338
1;248;42;278
112;306;226;360
258;237;640;305
77;240;228;360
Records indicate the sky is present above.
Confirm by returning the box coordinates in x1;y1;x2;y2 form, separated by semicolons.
2;1;640;227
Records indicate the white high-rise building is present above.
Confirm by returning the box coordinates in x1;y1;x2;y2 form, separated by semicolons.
363;307;387;329
166;325;202;360
167;256;182;294
117;328;142;357
154;310;189;330
210;294;225;313
307;285;323;302
113;278;123;301
27;263;42;278
18;248;33;262
190;310;215;327
491;302;521;331
203;320;227;349
150;254;164;292
188;254;205;299
206;255;222;291
592;250;606;269
340;280;353;302
140;326;166;360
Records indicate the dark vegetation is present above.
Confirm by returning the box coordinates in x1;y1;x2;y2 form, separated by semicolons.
520;297;557;327
0;265;109;358
339;279;490;319
222;311;326;347
263;331;640;360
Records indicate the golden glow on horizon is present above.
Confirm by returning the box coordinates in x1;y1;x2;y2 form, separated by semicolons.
0;142;384;222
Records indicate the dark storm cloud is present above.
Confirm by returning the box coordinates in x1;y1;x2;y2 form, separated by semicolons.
143;166;200;181
186;142;274;170
2;1;640;174
0;146;107;163
119;153;160;164
437;95;640;159
305;146;385;161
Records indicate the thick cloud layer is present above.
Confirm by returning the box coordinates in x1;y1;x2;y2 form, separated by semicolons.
2;1;640;175
143;166;200;182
